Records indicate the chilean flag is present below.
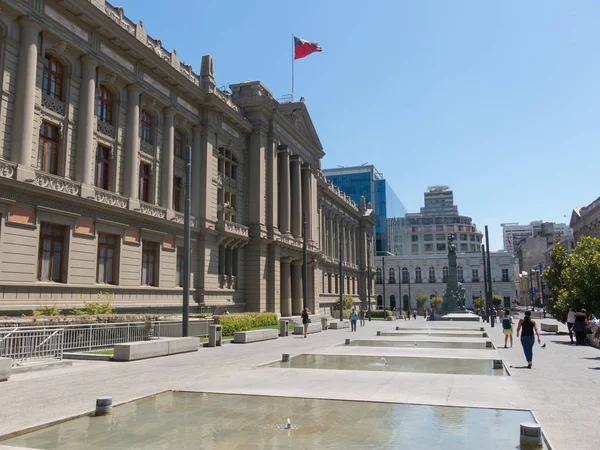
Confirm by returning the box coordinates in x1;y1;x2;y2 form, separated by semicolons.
294;37;322;60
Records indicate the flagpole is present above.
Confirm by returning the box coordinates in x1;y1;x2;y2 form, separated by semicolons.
291;33;295;102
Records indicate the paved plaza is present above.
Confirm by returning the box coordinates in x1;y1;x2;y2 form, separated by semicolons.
0;316;597;449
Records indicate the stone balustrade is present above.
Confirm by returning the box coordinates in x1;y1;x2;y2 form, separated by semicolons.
94;188;129;208
216;219;249;238
139;201;167;219
34;171;80;196
0;160;16;179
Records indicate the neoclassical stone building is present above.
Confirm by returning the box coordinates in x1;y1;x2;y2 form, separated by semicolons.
0;0;375;313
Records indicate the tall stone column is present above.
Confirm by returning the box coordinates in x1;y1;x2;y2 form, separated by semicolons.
267;132;278;233
161;108;175;210
76;56;99;195
192;125;209;222
290;155;302;238
280;258;292;317
124;84;141;204
301;164;311;242
12;18;42;180
277;147;291;236
291;260;303;315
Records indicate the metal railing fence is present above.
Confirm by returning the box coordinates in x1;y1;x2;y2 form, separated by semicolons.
0;328;64;365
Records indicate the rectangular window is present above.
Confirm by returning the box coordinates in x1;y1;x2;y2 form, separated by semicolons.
460;243;468;252
436;225;444;231
503;296;511;308
472;269;479;282
173;176;183;212
139;163;152;203
459;234;467;241
94;145;111;190
502;269;509;282
38;122;60;174
174;130;183;159
470;235;476;241
436;234;445;241
38;223;66;282
424;243;433;252
470;244;476;252
411;234;419;242
141;241;158;286
42;55;63;100
97;233;118;284
423;234;433;242
436;243;446;251
411;244;419;254
176;246;184;287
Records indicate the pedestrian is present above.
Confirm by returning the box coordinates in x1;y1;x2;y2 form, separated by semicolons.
349;308;358;332
423;309;427;319
572;308;589;346
358;308;365;327
566;306;576;344
502;309;514;348
413;309;417;320
516;310;541;368
406;310;411;320
498;308;505;323
301;307;311;338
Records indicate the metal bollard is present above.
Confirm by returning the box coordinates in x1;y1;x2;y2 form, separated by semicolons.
493;360;503;369
95;397;113;416
282;353;290;362
377;331;381;336
345;338;350;345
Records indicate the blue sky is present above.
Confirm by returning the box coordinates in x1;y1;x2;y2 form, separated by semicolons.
119;0;600;250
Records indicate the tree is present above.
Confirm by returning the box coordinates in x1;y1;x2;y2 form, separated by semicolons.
492;295;502;307
416;293;428;309
473;297;485;309
332;295;354;311
544;236;600;319
430;296;443;309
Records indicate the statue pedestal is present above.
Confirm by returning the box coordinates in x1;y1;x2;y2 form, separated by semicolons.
439;311;481;322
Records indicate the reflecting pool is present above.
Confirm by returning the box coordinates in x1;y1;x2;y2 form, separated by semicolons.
350;339;492;349
0;392;545;449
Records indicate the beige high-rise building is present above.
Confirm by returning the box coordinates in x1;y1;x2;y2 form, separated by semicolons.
0;0;375;314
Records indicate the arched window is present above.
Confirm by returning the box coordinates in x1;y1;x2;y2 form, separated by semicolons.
96;86;113;124
140;109;153;144
402;267;409;284
217;147;239;222
390;294;396;310
376;294;383;309
174;129;184;159
415;267;422;283
375;268;382;284
442;266;449;283
403;294;409;310
389;268;395;284
42;55;63;100
429;266;436;283
457;265;464;283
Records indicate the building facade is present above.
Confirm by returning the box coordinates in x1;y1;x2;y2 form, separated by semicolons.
570;197;600;243
0;0;375;313
404;186;483;256
373;252;518;311
322;165;406;255
502;221;572;253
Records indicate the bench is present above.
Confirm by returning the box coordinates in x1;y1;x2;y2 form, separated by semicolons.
293;323;322;335
233;329;279;343
540;322;559;332
0;357;11;381
113;337;199;361
328;321;349;329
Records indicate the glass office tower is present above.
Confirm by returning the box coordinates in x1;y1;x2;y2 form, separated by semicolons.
322;166;407;255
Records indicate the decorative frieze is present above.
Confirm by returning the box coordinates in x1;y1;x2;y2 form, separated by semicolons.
0;160;16;179
94;188;128;208
173;157;185;174
176;96;198;115
97;121;116;138
100;43;134;72
41;93;66;116
34;172;80;196
139;201;167;219
104;4;135;35
44;5;89;40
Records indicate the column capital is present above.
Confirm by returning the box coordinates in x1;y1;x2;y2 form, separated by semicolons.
163;107;176;118
81;54;99;69
281;257;293;264
290;154;302;164
127;83;142;95
301;162;312;171
291;259;303;266
277;144;291;155
18;16;42;32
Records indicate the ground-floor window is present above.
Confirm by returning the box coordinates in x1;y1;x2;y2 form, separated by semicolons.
38;223;67;282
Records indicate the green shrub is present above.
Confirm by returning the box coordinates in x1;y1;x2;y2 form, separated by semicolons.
332;295;355;311
213;312;278;336
369;310;392;318
33;304;61;316
73;292;114;315
331;309;351;319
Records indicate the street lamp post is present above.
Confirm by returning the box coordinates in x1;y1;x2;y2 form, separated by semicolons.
182;146;192;337
382;256;386;319
482;244;489;323
367;239;372;321
339;227;343;322
485;226;494;328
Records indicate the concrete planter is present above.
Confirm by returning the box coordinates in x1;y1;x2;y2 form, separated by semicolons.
0;357;12;381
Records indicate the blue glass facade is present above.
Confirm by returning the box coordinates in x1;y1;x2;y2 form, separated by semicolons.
323;167;407;255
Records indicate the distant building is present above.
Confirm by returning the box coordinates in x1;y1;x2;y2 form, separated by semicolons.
322;165;407;255
570;196;600;243
404;186;483;256
502;221;572;253
374;252;518;310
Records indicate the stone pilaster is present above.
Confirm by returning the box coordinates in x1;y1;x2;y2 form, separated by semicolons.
277;147;291;236
248;126;267;236
124;84;141;206
12;18;42;181
161;108;175;210
192;125;211;223
290;155;302;238
267;132;278;233
76;55;99;197
291;260;303;315
280;258;292;317
301;164;311;242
